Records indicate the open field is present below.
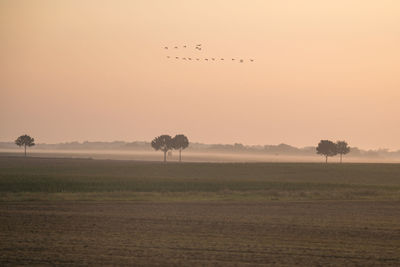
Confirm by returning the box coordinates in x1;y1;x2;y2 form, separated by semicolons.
1;156;400;201
1;201;400;266
1;156;400;265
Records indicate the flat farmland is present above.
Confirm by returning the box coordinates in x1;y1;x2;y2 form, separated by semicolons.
1;157;400;265
1;201;400;266
1;156;400;201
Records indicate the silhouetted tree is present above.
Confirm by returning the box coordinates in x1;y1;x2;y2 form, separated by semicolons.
15;134;35;157
316;140;337;163
172;134;189;162
151;135;173;162
336;141;350;163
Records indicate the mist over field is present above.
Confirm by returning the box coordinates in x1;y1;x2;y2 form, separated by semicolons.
3;149;400;164
2;140;400;163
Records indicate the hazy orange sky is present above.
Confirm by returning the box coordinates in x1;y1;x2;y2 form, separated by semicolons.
1;1;399;149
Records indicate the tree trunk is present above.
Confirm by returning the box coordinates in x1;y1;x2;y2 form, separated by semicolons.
325;155;328;163
340;153;343;163
24;144;26;157
179;149;182;162
163;151;167;162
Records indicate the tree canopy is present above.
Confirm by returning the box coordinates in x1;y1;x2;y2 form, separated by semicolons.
316;140;337;163
151;135;173;162
172;134;189;162
15;134;35;157
336;141;350;163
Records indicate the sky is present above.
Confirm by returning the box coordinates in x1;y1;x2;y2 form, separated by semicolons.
1;0;399;149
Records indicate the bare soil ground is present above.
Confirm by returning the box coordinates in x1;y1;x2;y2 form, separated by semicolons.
1;201;399;266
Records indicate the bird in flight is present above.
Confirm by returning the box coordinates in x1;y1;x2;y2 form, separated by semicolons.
162;44;254;64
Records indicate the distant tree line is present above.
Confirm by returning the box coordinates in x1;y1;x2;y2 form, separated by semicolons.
12;134;399;162
151;134;189;162
316;140;350;163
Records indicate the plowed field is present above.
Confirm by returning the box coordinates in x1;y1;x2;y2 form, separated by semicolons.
1;201;399;266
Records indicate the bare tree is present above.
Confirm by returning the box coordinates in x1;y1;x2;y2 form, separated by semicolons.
151;135;173;162
316;140;337;163
336;141;350;163
172;134;189;162
15;134;35;157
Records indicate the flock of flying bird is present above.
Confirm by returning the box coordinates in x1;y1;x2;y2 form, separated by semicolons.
163;44;255;63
